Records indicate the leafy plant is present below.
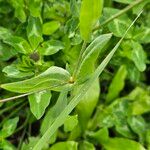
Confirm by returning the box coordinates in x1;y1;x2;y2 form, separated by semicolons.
0;0;149;150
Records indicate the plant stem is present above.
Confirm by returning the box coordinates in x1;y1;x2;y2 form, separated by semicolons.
72;41;87;80
93;0;144;31
0;100;23;115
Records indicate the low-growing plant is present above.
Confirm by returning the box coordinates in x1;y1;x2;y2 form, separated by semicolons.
0;0;150;150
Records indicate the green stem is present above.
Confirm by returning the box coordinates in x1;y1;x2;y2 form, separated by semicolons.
93;0;144;31
0;102;27;127
0;100;23;115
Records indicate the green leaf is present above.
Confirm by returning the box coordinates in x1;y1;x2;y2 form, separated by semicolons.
40;91;68;135
0;117;19;138
70;0;79;17
33;12;140;150
79;141;95;150
10;0;26;22
113;0;133;4
119;40;147;72
4;36;32;54
0;140;16;150
103;138;145;150
131;41;146;72
103;8;133;38
133;26;150;44
77;33;112;80
128;87;150;115
43;21;60;35
106;65;127;103
28;90;52;119
27;0;42;17
64;115;78;132
0;27;12;40
80;0;103;41
127;116;146;142
1;66;71;93
87;128;109;144
27;16;43;50
0;42;16;61
2;64;34;78
49;141;78;150
38;40;64;56
76;80;100;131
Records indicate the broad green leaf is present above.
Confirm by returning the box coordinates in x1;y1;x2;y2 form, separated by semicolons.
41;91;68;135
64;115;78;132
80;0;103;41
103;8;133;38
106;65;127;103
76;80;100;131
2;64;34;79
77;33;112;80
43;21;60;35
4;36;32;54
38;40;64;55
28;90;52;119
0;117;19;138
103;138;145;150
27;16;43;50
79;141;95;150
49;141;78;150
133;26;150;44
33;12;141;150
1;66;71;93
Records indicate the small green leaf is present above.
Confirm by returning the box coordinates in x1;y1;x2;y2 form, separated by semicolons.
0;117;19;138
80;0;103;41
1;66;71;93
43;21;60;35
106;65;127;103
64;115;78;132
4;36;32;54
38;40;64;56
28;90;52;119
0;27;12;40
49;141;78;150
27;16;43;50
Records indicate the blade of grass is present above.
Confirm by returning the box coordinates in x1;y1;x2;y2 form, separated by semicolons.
33;11;143;150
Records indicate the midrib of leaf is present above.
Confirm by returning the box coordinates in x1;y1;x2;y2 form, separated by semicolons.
33;11;143;150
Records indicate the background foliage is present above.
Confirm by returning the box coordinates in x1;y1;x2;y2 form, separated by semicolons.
0;0;150;150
